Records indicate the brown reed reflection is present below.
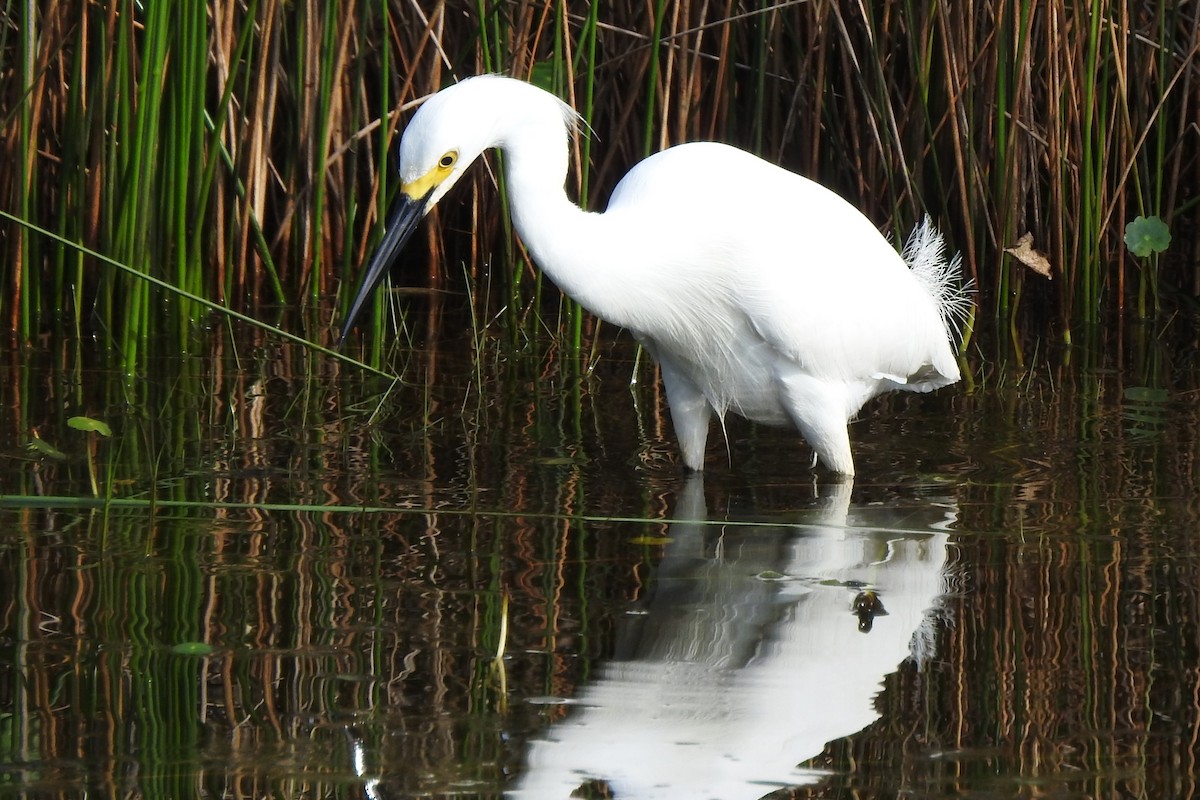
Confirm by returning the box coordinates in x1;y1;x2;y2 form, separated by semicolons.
2;318;1200;797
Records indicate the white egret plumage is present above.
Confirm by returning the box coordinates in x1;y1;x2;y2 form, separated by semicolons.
340;75;971;476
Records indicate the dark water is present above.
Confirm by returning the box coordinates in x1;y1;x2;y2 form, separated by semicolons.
1;314;1198;798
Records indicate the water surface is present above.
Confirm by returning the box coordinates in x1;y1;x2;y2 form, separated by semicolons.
1;315;1197;798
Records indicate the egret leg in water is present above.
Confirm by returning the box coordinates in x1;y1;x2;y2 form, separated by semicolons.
339;76;972;476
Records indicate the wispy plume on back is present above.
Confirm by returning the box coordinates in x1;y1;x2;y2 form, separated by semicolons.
902;216;974;343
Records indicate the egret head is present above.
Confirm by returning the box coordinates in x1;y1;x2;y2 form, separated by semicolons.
337;82;488;344
338;76;578;344
393;80;500;211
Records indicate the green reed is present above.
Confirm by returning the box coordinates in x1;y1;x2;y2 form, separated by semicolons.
14;0;36;343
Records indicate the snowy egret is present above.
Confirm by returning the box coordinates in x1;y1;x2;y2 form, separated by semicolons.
340;75;971;476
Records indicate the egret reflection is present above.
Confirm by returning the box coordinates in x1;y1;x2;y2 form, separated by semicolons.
510;477;955;798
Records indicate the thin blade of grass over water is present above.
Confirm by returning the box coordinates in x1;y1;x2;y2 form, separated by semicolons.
0;492;949;536
1;210;397;382
2;1;1198;356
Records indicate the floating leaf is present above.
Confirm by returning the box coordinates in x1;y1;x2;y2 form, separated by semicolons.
171;641;214;656
1123;386;1169;404
1123;215;1171;257
532;455;580;466
755;570;789;582
629;535;673;546
1004;232;1053;280
68;416;112;437
27;432;67;461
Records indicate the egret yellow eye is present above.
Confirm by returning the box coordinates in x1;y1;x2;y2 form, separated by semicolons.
438;152;457;169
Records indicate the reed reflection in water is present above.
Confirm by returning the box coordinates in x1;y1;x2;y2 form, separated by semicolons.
4;319;1200;798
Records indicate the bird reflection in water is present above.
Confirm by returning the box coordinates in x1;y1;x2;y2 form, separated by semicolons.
509;476;955;798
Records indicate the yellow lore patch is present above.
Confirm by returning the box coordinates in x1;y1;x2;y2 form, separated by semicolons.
402;150;458;200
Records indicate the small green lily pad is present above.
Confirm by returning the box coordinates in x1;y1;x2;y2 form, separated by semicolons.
27;435;67;460
1123;216;1171;257
171;642;214;656
68;416;112;437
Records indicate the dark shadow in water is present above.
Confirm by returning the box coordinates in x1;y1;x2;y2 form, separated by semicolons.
506;475;955;798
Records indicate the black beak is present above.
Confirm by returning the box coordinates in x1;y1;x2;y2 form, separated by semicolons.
337;191;429;346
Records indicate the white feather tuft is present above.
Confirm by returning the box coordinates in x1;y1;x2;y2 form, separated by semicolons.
902;216;974;344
